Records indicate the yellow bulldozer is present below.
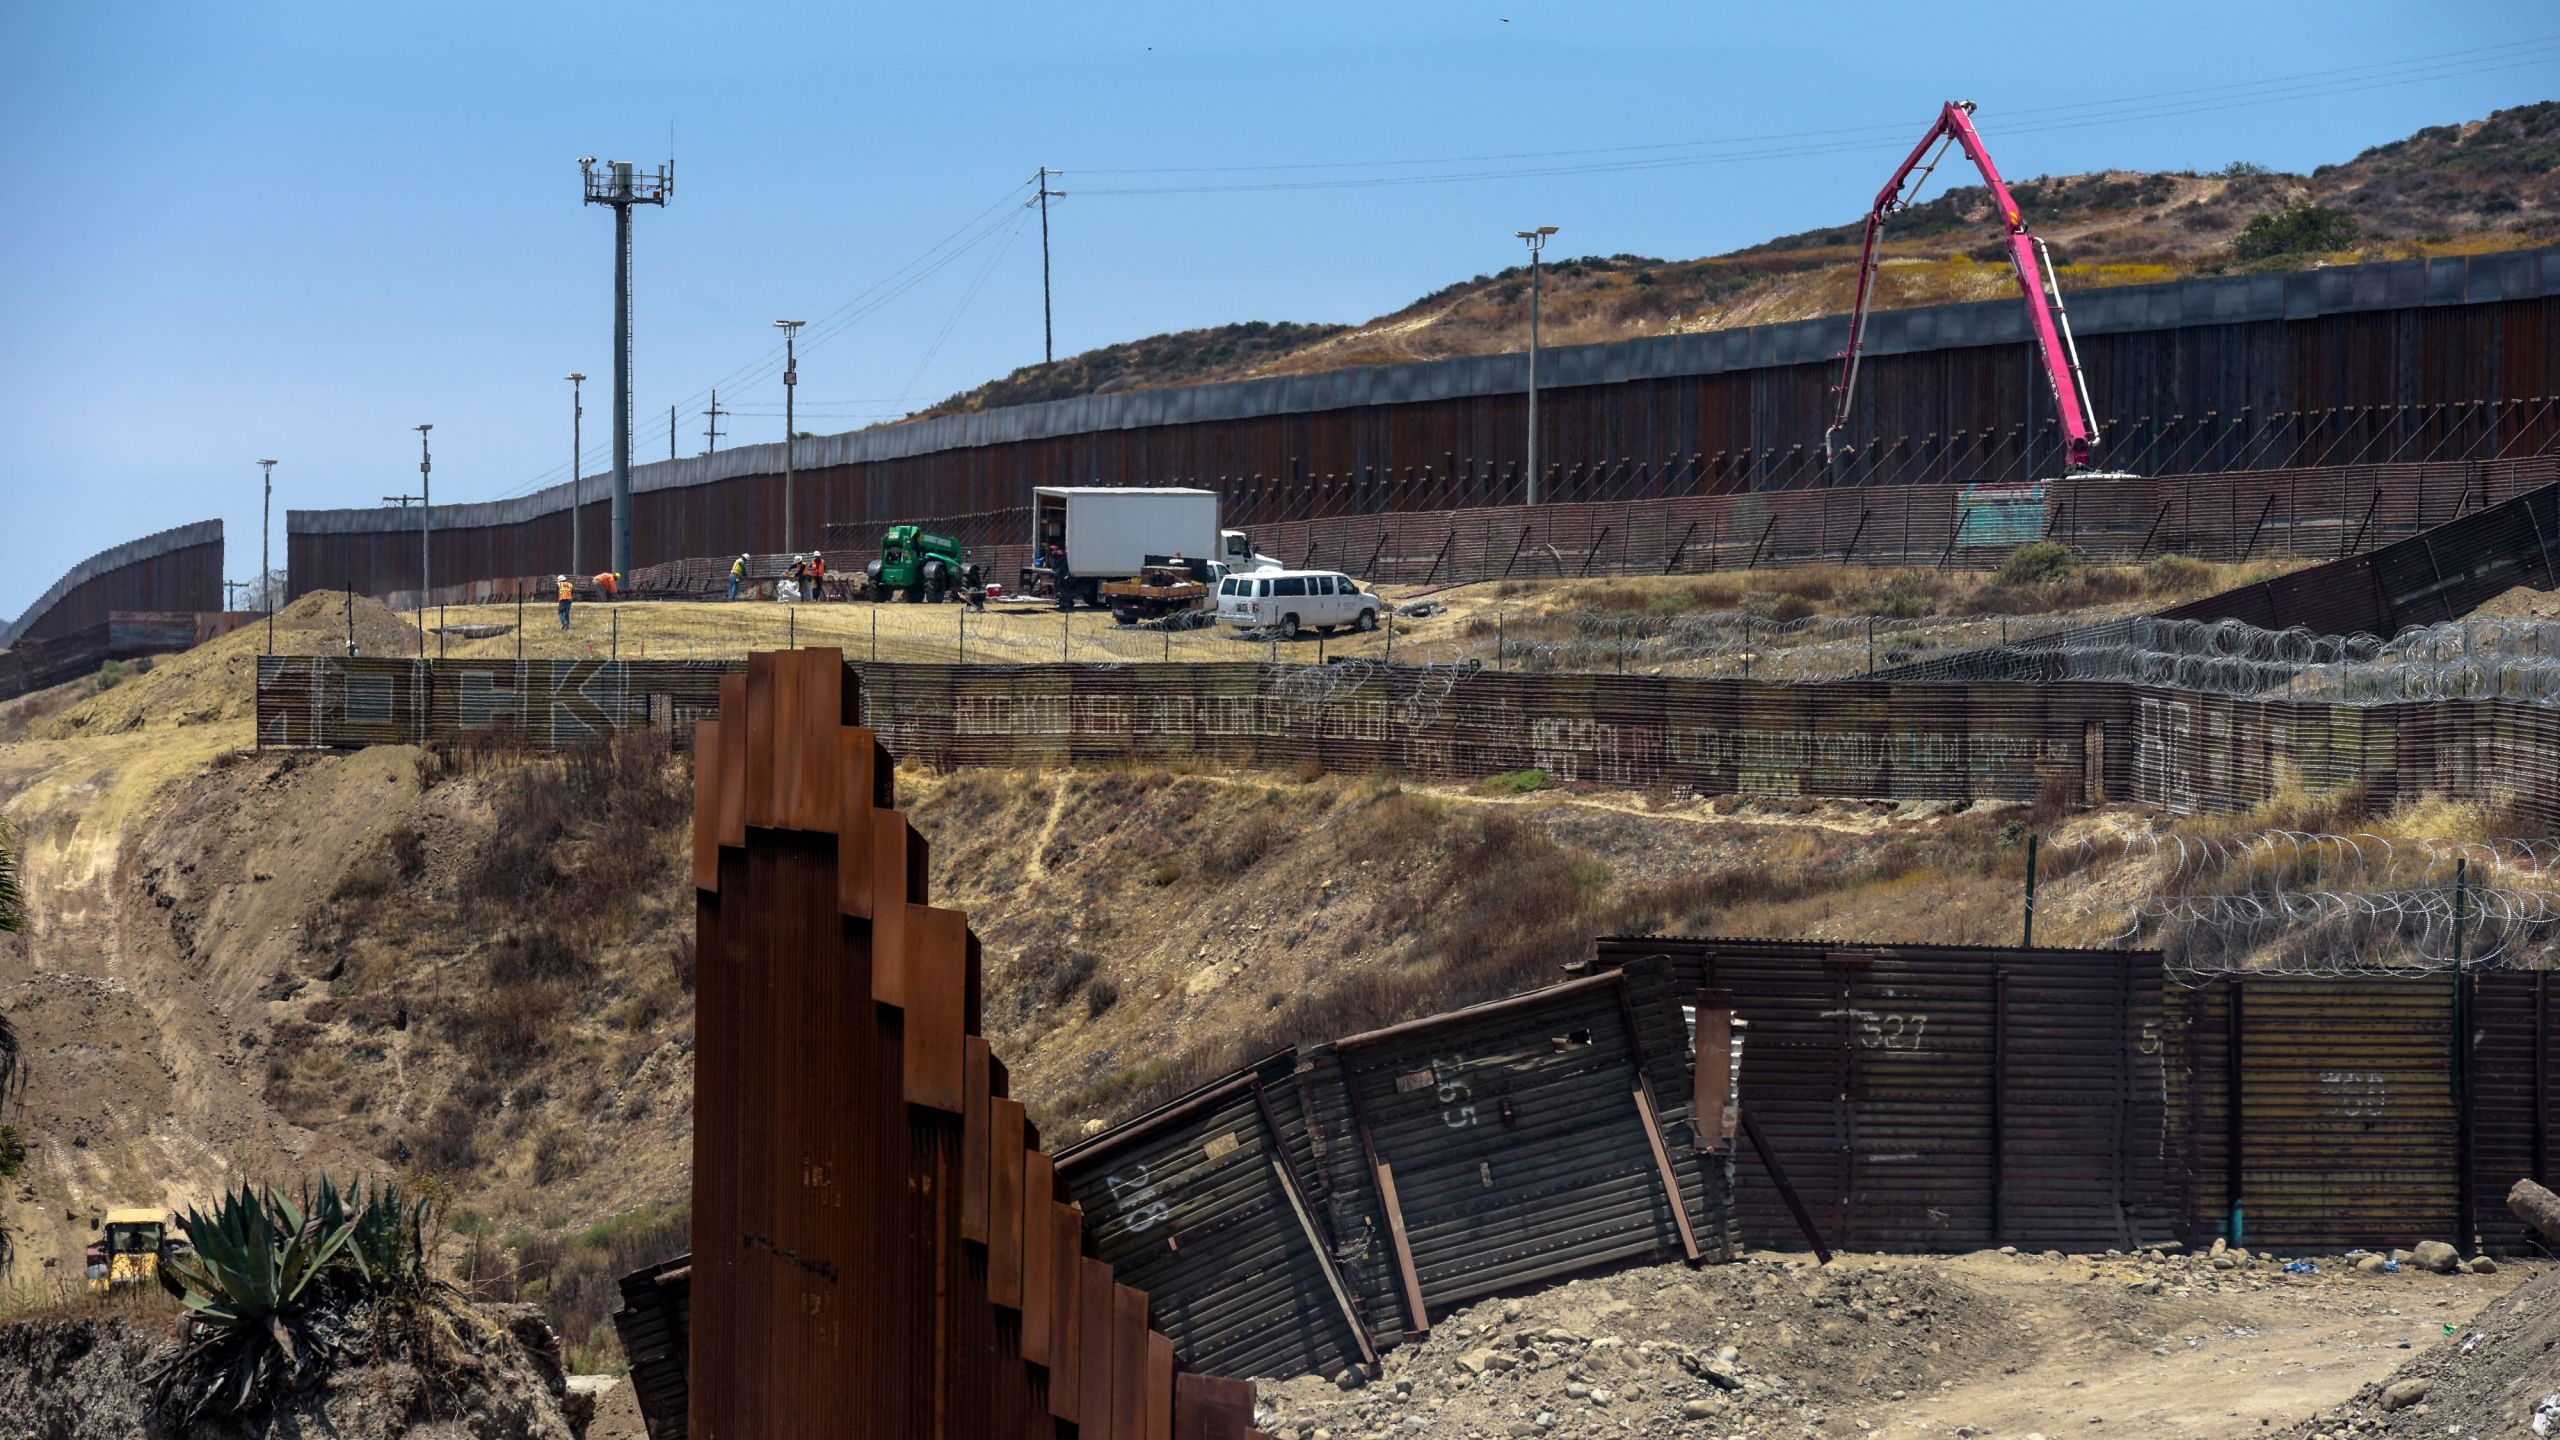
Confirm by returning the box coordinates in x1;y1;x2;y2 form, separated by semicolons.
83;1207;188;1296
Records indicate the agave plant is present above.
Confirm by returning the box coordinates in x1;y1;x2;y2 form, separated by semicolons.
155;1182;358;1420
342;1176;434;1293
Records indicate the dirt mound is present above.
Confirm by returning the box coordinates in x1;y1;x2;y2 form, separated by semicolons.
2463;582;2560;621
29;590;419;741
0;1296;582;1440
2279;1262;2560;1438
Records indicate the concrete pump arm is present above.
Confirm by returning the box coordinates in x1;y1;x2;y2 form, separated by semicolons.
1825;100;2102;473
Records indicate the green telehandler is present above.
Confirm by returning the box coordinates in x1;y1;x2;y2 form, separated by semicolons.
861;524;981;603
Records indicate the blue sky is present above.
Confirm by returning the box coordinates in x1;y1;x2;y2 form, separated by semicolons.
2;2;2552;619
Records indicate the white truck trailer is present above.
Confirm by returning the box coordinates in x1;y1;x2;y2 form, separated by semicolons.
1024;486;1273;608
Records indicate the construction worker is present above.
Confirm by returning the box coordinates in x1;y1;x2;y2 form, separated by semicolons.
810;553;828;601
728;554;748;602
556;574;574;630
592;570;620;600
789;554;808;597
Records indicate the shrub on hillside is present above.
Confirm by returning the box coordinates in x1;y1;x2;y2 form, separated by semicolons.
2232;204;2358;262
1994;540;2083;587
2144;553;2212;593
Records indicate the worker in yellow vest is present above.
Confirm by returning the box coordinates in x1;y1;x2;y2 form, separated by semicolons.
556;574;574;630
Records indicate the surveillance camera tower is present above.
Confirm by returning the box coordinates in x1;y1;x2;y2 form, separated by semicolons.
580;154;674;578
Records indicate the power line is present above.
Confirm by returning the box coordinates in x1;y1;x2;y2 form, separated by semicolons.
1070;37;2559;178
495;179;1038;499
907;207;1037;400
1070;44;2560;194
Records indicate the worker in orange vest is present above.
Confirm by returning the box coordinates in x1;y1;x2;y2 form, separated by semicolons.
555;574;574;630
592;570;620;600
809;553;827;602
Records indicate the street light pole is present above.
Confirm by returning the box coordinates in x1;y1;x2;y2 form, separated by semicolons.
775;319;806;554
1514;226;1557;505
415;424;433;659
567;373;587;575
257;459;278;655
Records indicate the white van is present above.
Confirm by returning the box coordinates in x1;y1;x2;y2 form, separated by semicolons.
1215;570;1381;638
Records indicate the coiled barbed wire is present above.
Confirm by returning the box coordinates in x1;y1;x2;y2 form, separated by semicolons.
2041;828;2560;978
1895;616;2560;704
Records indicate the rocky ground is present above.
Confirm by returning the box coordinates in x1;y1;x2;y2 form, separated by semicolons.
0;1294;588;1440
2277;1262;2560;1440
1256;1243;2543;1440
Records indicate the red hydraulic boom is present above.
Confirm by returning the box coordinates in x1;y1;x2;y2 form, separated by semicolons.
1825;100;2103;473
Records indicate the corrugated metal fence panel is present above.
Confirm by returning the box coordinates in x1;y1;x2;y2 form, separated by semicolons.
1057;1054;1371;1382
2234;979;2460;1249
2468;971;2557;1256
1595;938;2167;1253
611;1260;691;1440
1839;952;2000;1249
1334;966;1707;1320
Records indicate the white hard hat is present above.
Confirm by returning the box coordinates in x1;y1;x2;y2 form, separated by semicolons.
557;574;567;581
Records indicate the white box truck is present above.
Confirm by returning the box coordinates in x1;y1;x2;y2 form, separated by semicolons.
1024;486;1273;608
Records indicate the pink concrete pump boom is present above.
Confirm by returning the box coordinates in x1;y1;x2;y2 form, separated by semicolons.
1825;100;2103;473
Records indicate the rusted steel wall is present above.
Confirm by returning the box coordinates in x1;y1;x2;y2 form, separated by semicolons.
286;252;2560;600
1059;957;1732;1373
1054;1052;1374;1382
3;520;222;646
256;657;2560;832
379;451;2560;613
1593;939;2170;1253
687;649;1266;1439
2169;972;2558;1254
1308;958;1727;1341
610;1260;692;1440
0;611;210;702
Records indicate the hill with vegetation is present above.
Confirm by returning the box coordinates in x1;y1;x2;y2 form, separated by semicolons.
917;102;2558;418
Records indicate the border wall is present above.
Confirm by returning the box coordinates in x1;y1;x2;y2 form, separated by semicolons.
686;648;1267;1439
1;519;222;647
1591;938;2560;1257
401;453;2560;610
1873;478;2560;684
291;248;2560;601
254;655;2560;829
0;610;248;704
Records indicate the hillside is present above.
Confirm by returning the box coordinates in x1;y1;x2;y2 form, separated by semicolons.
921;102;2558;416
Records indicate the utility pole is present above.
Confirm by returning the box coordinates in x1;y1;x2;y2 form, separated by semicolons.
775;319;805;553
1031;168;1066;364
257;458;278;655
1514;226;1558;505
567;374;586;576
704;389;727;452
580;154;673;579
670;405;677;461
415;425;432;658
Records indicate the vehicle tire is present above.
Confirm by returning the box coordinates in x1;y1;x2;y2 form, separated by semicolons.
1278;613;1300;640
1352;608;1378;633
927;574;947;605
